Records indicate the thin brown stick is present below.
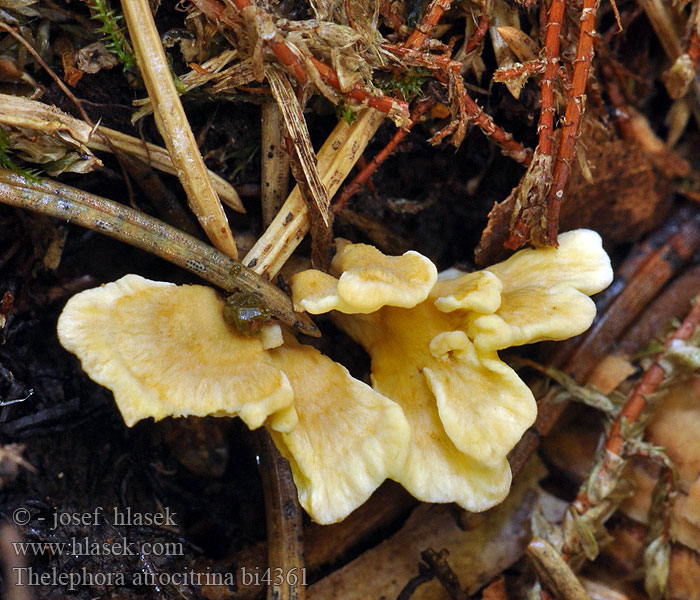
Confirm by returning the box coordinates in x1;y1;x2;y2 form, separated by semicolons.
606;298;700;457
404;0;453;49
503;0;564;249
255;430;306;600
384;45;533;162
333;97;435;212
538;0;565;156
0;22;92;125
545;0;601;244
462;0;492;56
121;0;239;258
0;170;318;336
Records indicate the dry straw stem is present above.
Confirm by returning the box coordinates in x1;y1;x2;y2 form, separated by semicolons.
243;109;385;278
121;0;239;258
0;93;244;212
244;0;454;278
0;170;317;336
131;49;239;121
266;67;331;228
526;538;591;600
91;127;244;213
255;430;306;600
261;102;290;227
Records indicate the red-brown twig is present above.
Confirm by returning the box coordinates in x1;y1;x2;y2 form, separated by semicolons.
333;97;435;212
544;0;601;244
509;209;700;478
380;0;406;35
384;45;533;162
687;26;700;66
503;0;563;250
493;59;546;83
606;298;700;459
537;0;566;157
191;0;409;120
330;0;454;211
404;0;452;50
462;0;491;57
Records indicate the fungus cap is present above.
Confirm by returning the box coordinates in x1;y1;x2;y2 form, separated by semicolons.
465;229;613;351
267;334;410;524
291;240;437;314
295;229;613;512
57;275;295;429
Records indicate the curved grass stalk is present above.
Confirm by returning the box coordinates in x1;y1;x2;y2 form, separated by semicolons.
0;170;318;336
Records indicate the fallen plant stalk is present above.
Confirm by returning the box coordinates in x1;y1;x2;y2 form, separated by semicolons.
0;94;245;213
121;0;239;258
261;102;290;227
544;0;601;245
255;430;305;600
526;538;591;600
92;127;244;213
0;170;317;336
243;109;385;278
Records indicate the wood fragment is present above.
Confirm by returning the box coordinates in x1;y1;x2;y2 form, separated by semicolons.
308;458;545;599
121;0;239;258
261;102;290;226
509;209;700;479
243;109;385;279
255;430;306;600
526;538;592;600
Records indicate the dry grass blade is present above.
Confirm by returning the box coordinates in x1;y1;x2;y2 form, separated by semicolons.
243;109;385;278
267;67;333;268
91;127;244;213
266;67;331;228
0;94;244;212
261;102;290;227
0;93;93;143
132;49;239;121
0;170;317;336
121;0;239;258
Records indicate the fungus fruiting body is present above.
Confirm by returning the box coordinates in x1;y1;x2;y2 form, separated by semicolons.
57;274;295;430
57;274;410;524
57;229;612;522
293;229;613;512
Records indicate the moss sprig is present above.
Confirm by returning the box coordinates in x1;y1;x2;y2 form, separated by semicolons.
91;0;136;72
